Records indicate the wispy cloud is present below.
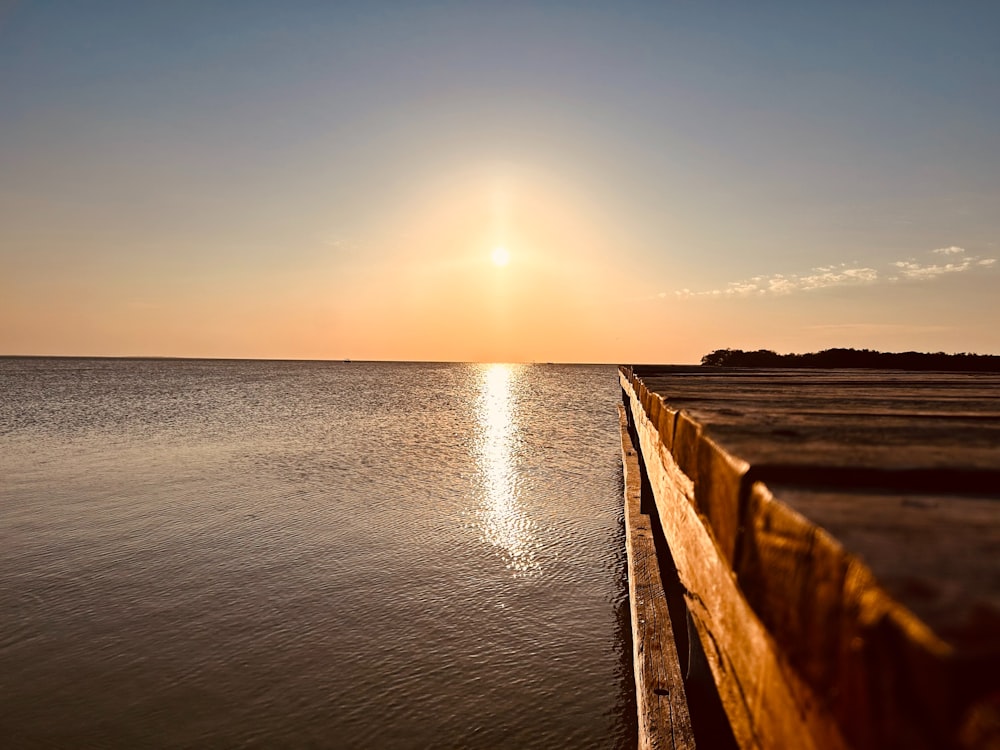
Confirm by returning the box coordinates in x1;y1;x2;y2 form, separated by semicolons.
675;263;878;298
889;248;996;280
673;246;995;299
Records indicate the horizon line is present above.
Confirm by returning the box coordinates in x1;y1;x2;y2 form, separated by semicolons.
0;354;632;366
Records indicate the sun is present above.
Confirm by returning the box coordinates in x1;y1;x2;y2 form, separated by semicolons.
491;246;511;267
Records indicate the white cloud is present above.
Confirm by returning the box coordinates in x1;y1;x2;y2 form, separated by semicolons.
676;263;879;298
891;251;993;280
675;246;995;299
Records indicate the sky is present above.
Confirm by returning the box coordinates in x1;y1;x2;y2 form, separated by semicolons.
2;1;998;363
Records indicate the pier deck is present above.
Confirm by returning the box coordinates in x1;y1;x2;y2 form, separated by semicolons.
618;366;1000;750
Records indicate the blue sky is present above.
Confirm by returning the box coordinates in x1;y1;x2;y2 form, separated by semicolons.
2;1;998;361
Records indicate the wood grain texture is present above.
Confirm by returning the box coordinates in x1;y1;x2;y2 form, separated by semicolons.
622;365;1000;750
621;371;850;750
618;405;696;750
637;368;1000;474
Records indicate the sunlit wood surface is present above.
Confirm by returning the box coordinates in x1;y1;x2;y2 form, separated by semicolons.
621;366;1000;750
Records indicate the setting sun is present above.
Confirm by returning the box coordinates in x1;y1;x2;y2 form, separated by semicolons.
491;246;511;267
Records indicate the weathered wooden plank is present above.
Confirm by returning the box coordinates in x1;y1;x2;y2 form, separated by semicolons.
640;371;1000;474
625;365;1000;750
618;405;695;750
736;482;957;750
764;484;1000;652
621;371;850;750
681;417;1000;474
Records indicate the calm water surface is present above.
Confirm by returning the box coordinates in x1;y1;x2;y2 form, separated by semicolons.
0;359;634;748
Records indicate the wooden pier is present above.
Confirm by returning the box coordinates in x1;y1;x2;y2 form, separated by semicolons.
618;365;1000;750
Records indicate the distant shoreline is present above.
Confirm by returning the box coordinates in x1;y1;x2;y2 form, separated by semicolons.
700;347;1000;371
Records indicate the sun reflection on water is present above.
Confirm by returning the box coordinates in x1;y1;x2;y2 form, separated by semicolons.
474;363;538;574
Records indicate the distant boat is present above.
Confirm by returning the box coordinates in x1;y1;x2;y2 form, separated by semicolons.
343;358;352;363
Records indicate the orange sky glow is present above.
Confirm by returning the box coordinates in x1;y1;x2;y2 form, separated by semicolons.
2;3;998;362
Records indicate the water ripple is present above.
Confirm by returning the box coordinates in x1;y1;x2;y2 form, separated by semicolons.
0;359;633;748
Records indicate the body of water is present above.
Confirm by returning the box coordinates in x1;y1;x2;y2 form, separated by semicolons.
0;358;634;748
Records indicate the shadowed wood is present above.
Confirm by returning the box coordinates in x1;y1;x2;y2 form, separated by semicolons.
622;366;1000;750
622;372;850;750
618;405;696;750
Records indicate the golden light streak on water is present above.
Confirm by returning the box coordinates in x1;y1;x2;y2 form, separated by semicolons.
474;363;538;574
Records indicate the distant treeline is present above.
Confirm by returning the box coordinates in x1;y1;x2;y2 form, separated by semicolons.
700;348;1000;371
